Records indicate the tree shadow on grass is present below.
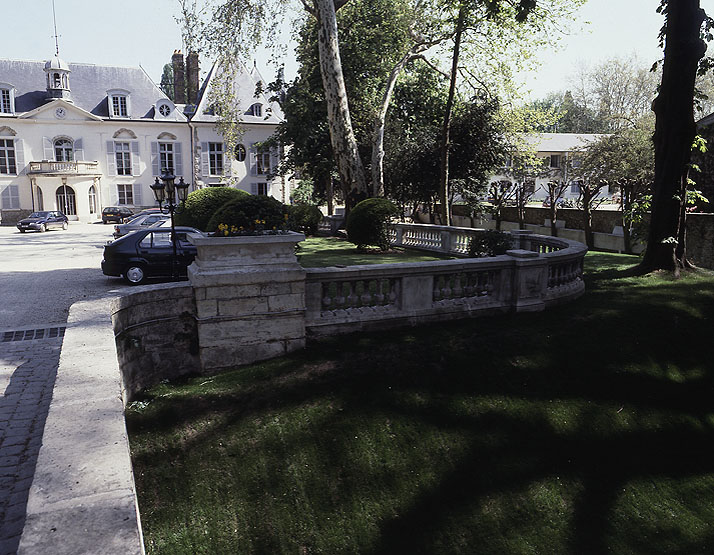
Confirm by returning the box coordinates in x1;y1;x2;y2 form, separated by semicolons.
127;267;714;554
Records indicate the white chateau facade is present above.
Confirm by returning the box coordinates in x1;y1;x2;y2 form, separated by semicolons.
0;51;291;223
488;133;611;202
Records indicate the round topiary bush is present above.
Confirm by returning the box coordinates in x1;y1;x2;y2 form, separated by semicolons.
175;187;250;231
346;198;399;251
288;204;323;236
206;194;287;234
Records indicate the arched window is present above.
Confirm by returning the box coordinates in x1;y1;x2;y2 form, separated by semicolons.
88;185;97;214
53;73;61;87
249;103;262;117
54;138;74;162
36;187;44;211
56;185;76;215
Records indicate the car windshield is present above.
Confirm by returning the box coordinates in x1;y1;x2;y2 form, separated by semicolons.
29;212;49;218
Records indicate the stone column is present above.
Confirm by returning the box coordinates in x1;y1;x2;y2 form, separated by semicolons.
507;249;548;312
188;232;306;373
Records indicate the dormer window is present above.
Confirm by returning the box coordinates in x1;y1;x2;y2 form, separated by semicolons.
113;96;128;117
248;103;262;117
108;89;131;118
155;100;174;119
0;84;15;114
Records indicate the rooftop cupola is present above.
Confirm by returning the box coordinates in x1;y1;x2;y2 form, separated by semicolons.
44;55;72;102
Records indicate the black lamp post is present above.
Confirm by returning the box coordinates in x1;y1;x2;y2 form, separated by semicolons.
150;169;190;280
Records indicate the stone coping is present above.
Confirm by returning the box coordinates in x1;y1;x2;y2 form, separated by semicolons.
19;297;144;555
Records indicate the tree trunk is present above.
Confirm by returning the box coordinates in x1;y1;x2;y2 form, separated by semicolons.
549;203;558;237
438;3;466;227
640;0;706;273
314;0;368;198
582;188;594;249
325;174;334;215
371;51;418;197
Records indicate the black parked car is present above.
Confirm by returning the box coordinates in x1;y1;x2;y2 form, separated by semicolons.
17;211;69;233
101;227;203;285
102;206;134;224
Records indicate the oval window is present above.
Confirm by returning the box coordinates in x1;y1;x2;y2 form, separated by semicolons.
235;143;247;162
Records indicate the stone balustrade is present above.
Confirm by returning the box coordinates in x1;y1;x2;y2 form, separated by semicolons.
27;160;101;176
112;228;586;399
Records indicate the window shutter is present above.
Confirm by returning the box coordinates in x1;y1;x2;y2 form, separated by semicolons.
131;141;141;176
249;144;257;176
43;137;53;160
174;142;183;176
250;183;258;195
74;138;84;161
111;184;118;205
133;183;143;206
151;142;160;176
106;141;116;176
200;142;209;177
14;139;24;175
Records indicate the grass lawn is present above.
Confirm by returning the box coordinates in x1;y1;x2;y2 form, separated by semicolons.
296;236;454;267
127;251;714;554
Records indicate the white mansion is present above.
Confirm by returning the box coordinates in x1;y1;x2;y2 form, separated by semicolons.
0;51;290;223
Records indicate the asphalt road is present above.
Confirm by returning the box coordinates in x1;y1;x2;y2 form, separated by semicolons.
0;221;127;330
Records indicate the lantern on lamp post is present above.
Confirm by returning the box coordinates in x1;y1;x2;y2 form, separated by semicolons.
150;169;190;280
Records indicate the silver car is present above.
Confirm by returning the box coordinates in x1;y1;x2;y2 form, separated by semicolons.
113;213;169;238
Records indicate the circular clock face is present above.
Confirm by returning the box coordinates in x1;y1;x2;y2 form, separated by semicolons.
159;104;171;116
55;107;67;119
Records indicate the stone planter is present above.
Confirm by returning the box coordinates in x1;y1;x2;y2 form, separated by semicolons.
187;232;306;373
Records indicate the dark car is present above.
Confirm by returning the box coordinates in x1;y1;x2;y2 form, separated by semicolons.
102;206;134;224
101;227;202;285
17;211;69;233
112;213;169;238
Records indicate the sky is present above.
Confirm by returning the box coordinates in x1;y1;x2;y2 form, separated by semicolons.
2;0;714;101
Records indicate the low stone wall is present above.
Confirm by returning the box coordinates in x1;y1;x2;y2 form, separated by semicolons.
111;283;199;400
686;213;714;270
111;229;586;400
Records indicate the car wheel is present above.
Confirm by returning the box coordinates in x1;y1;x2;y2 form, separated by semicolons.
62;221;68;230
19;229;25;233
124;265;147;285
39;224;46;232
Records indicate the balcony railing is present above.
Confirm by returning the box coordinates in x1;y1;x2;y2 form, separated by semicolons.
27;160;101;176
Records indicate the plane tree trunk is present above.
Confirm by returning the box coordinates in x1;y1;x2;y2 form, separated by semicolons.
640;0;707;274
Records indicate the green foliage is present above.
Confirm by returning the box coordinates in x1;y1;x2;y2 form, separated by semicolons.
346;198;399;251
288;204;323;236
206;194;286;233
175;187;250;231
290;180;319;205
467;230;513;257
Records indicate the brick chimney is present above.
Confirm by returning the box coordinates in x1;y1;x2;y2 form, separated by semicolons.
172;50;186;104
186;51;200;105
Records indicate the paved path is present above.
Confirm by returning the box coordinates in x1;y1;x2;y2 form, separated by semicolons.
0;223;119;554
0;335;62;555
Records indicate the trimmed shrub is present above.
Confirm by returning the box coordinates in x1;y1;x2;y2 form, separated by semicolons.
288;204;323;236
175;187;250;231
468;230;513;257
206;195;287;233
346;198;399;251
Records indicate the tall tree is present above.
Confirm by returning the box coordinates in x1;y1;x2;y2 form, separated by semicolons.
640;0;712;274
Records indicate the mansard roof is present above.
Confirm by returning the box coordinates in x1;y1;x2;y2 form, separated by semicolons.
0;58;184;121
192;58;284;125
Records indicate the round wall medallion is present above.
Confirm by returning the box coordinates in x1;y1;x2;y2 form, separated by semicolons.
55;107;67;119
